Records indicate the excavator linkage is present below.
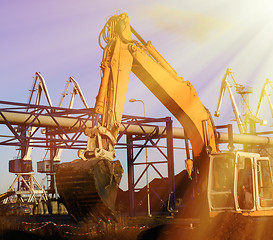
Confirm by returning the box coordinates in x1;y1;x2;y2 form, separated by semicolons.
56;158;123;223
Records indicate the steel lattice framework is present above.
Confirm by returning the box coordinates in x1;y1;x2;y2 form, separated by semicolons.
0;100;95;149
119;115;175;216
0;100;178;215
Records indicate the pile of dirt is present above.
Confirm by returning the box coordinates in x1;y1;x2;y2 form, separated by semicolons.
116;170;192;214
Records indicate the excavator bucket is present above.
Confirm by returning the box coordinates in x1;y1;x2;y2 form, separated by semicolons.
55;158;123;223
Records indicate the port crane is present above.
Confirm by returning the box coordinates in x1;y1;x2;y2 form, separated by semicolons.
37;76;89;197
53;13;273;222
5;72;51;203
215;68;266;134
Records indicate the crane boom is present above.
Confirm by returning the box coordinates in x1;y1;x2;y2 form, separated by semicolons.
214;68;245;133
256;78;273;118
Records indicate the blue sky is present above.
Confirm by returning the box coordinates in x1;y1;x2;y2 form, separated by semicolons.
1;0;273;193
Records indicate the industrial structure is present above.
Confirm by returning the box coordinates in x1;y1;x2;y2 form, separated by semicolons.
215;68;266;134
1;13;273;225
5;72;51;204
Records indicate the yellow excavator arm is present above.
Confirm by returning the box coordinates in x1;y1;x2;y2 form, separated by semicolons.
56;13;218;223
94;13;217;159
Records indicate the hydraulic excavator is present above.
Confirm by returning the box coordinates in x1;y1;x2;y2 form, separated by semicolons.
55;13;273;222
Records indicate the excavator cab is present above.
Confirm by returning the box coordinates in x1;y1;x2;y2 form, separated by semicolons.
208;152;273;216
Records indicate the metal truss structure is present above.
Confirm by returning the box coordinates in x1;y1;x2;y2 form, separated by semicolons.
0;101;178;215
118;115;175;216
0;100;95;202
0;100;95;149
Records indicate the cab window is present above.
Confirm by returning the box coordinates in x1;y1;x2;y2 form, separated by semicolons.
209;155;235;209
237;157;254;210
257;160;273;207
212;157;234;191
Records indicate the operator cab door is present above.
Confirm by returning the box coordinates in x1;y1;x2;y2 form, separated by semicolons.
235;154;273;213
234;153;255;212
208;152;236;212
208;152;256;213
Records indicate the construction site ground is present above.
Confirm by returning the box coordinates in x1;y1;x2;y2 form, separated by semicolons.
1;213;273;239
